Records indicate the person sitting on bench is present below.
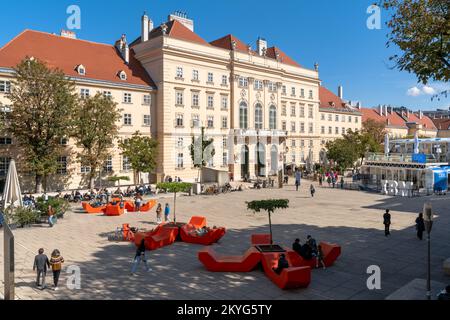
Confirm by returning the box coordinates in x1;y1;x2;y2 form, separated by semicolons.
272;253;289;275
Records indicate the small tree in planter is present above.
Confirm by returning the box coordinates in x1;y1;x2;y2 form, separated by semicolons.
156;182;192;224
247;199;289;246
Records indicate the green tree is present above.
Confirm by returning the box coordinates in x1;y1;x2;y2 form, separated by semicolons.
156;182;192;224
343;129;382;165
189;127;215;183
362;119;386;145
72;93;121;190
382;0;449;96
107;175;130;187
119;131;158;186
326;138;359;172
6;57;77;193
247;199;289;246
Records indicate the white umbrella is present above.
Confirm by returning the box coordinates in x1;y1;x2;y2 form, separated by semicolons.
2;160;23;210
384;134;390;155
414;133;420;154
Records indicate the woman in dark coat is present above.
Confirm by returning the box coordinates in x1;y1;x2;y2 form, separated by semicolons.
415;213;425;240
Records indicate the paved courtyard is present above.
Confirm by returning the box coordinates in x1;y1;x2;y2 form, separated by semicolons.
1;183;449;300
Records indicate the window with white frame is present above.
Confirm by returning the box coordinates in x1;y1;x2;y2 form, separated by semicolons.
308;123;314;134
268;82;277;92
328;126;332;134
80;88;90;99
0;157;10;177
291;154;296;163
143;115;151;126
321;113;325;120
281;104;287;116
342;127;346;134
221;116;228;129
191;114;200;128
291;139;296;147
175;114;184;127
143;94;151;105
103;156;113;173
239;77;248;88
103;91;112;99
123;156;131;171
355;117;359;123
342;115;346;122
123;114;132;125
207;72;214;83
57;156;68;175
290;105;296;117
0;137;12;145
0;80;11;93
291;121;296;132
269;106;277;130
80;164;91;174
255;104;263;130
321;126;325;134
300;89;305;98
222;136;228;149
309;140;314;147
349;116;352;123
207;95;214;109
308;105;314;119
335;127;339;134
309;90;313;99
222;152;228;166
221;75;228;85
299;105;305;118
177;137;184;148
282;85;287;95
123;92;132;103
192;92;199;107
282;121;287;131
176;66;184;78
175;91;184;106
301;139;305;147
192;70;199;81
239;102;248;129
221;95;228;110
328;114;332;121
300;122;305;133
335;114;339;122
207;116;214;128
119;71;127;81
254;80;263;90
176;153;184;168
77;65;86;75
291;87;296;96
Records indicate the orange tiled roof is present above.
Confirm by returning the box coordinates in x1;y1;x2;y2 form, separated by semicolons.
361;107;437;129
319;86;346;110
266;47;302;68
431;118;450;130
0;30;154;88
210;34;254;53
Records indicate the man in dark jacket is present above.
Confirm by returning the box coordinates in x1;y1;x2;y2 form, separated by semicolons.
273;254;289;275
33;248;50;289
292;239;302;255
383;209;391;237
415;213;426;240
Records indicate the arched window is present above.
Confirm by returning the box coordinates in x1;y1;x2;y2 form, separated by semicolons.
239;102;248;129
255;103;263;130
269;105;277;130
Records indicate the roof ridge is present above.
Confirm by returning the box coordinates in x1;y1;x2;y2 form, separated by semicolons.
0;29;30;54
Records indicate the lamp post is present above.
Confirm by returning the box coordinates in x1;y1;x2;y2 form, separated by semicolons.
423;202;434;300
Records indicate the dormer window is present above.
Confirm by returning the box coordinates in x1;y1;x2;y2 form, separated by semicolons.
76;65;86;76
118;70;127;81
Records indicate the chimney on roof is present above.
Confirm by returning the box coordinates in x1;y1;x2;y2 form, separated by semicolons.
116;34;129;64
142;12;149;42
419;110;423;119
148;18;154;33
257;37;267;56
384;105;388;116
169;11;194;32
356;102;362;110
60;30;77;39
338;86;343;99
378;104;384;116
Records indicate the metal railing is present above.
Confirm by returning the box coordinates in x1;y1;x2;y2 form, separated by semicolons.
365;153;441;164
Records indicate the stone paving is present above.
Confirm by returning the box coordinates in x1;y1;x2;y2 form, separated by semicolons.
1;182;449;300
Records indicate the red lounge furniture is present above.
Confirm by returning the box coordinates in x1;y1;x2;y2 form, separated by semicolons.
198;247;262;272
287;242;341;268
260;252;311;289
180;225;226;245
135;224;179;250
125;200;157;212
82;203;106;214
189;216;207;228
251;234;272;246
105;204;125;216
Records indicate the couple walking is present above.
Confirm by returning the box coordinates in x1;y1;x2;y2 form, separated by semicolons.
33;248;64;291
155;203;171;223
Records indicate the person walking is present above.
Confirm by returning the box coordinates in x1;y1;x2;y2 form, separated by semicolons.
156;203;163;224
295;169;301;191
310;184;316;197
327;175;332;187
134;194;142;212
318;175;323;187
383;209;391;237
415;213;425;240
49;249;64;291
33;248;50;289
316;245;326;269
164;203;171;222
48;205;56;228
131;240;152;275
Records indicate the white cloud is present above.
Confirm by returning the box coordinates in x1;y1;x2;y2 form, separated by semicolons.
422;85;436;95
407;86;421;96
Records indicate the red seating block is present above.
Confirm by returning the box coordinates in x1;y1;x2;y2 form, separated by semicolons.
198;247;262;272
135;224;178;251
105;204;125;216
82;202;106;214
126;200;157;213
180;225;226;245
189;216;207;228
320;242;341;267
260;253;311;289
251;234;272;246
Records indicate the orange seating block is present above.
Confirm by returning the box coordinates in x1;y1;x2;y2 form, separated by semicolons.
251;234;272;246
198;247;262;272
260;252;311;289
82;203;106;214
180;225;226;245
288;242;341;268
189;216;207;228
125;200;157;212
135;224;178;251
105;204;125;216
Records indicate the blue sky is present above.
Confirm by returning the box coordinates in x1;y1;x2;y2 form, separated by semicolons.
1;0;448;111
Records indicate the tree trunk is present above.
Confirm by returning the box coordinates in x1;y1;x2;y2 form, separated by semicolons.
89;171;95;190
35;174;43;194
173;192;177;223
134;170;138;187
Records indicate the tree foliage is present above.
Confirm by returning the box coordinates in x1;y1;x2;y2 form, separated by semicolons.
326;138;359;172
71;93;121;189
382;0;449;96
6;57;77;193
119;131;158;185
362;119;387;145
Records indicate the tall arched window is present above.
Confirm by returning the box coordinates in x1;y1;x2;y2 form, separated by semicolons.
239;102;248;129
269;105;277;130
255;103;263;130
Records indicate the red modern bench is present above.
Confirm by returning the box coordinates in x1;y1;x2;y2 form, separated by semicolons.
288;242;342;268
181;225;226;245
198;247;262;272
104;204;125;216
82;203;106;214
189;216;207;228
251;234;272;246
135;225;179;251
126;200;157;213
260;252;311;289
